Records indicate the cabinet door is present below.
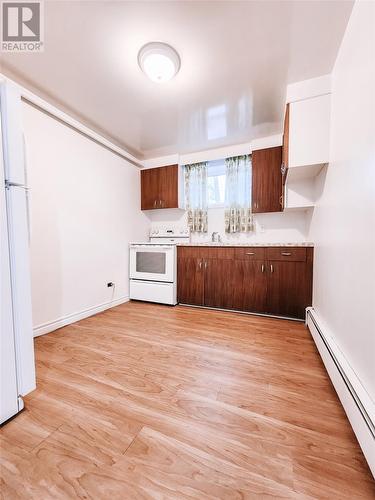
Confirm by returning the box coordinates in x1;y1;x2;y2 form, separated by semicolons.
159;165;179;208
252;146;282;213
177;257;204;306
282;104;290;181
266;260;312;319
204;259;235;309
141;165;179;210
288;95;330;168
141;168;159;210
232;260;267;313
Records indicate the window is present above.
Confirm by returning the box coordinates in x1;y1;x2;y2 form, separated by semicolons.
184;155;251;214
207;159;226;207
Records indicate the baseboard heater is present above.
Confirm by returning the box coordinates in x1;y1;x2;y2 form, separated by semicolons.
306;308;375;477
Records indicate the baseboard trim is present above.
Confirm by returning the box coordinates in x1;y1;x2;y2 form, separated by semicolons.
179;303;304;322
33;295;129;337
306;307;375;477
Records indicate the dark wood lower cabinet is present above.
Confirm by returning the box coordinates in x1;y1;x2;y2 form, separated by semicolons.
233;261;268;313
267;260;313;319
204;259;236;309
177;246;313;320
177;257;204;306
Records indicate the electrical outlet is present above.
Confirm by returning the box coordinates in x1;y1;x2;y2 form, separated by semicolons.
107;282;114;287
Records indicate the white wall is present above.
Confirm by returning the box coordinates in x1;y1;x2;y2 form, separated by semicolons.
141;134;282;168
146;207;310;244
23;102;149;335
144;134;310;243
308;0;375;401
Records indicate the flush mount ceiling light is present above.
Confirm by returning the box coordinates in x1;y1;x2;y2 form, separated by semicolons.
138;42;181;83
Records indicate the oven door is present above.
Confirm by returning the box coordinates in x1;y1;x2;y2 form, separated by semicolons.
129;245;175;283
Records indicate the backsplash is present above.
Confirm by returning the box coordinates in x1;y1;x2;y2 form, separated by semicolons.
144;208;311;243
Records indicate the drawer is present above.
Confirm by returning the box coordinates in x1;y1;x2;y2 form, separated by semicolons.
202;247;235;260
234;247;265;261
177;247;202;259
178;246;235;259
266;247;307;262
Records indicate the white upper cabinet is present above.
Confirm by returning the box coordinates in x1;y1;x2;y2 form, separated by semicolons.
288;93;331;172
282;76;332;211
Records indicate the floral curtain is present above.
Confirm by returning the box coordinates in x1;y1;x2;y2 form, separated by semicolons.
184;162;208;233
224;155;254;233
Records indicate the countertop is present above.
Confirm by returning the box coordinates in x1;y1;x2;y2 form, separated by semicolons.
177;242;314;247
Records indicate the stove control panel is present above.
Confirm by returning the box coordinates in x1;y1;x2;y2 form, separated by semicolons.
150;226;190;238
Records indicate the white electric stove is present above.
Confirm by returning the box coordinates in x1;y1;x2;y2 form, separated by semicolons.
129;226;190;305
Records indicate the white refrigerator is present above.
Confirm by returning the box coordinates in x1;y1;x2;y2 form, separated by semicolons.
0;82;36;424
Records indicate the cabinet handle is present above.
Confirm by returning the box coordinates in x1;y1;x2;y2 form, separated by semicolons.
281;252;291;256
245;252;255;255
261;264;265;273
204;261;208;269
270;264;274;273
198;260;202;270
154;200;157;208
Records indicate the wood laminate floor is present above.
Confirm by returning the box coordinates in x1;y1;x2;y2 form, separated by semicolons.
1;302;374;499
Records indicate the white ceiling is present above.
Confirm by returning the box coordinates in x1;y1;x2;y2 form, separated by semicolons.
0;1;353;159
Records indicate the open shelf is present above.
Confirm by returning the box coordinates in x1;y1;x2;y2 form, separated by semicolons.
286;163;326;182
283;205;314;213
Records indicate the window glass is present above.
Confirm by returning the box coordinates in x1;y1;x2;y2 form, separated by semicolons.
207;159;226;207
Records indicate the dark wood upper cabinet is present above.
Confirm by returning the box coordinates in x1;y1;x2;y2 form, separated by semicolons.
252;146;283;213
140;168;157;210
141;164;179;210
282;104;290;184
158;165;179;208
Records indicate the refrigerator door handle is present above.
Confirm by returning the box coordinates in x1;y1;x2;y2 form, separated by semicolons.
4;182;31;242
22;134;29;185
5;180;25;188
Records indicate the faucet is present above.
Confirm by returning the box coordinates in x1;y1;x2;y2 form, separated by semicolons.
211;232;221;243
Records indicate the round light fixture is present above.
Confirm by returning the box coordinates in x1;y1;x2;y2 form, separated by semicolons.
138;42;180;83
